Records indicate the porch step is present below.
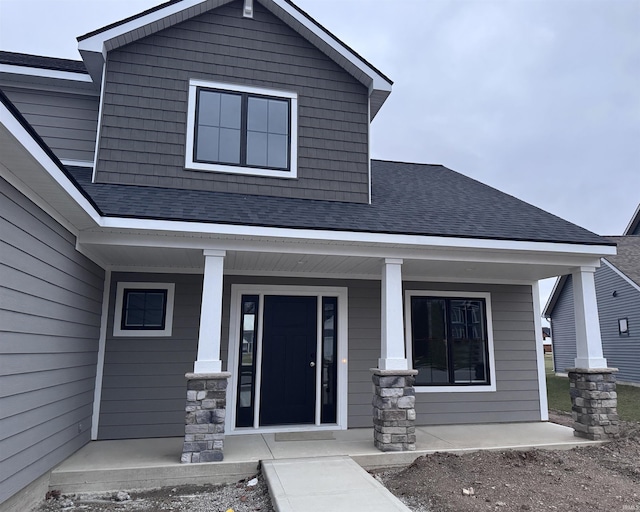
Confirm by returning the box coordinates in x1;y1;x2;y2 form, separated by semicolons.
48;438;258;494
261;456;411;512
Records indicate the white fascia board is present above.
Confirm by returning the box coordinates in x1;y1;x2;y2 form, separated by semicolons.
96;216;614;254
77;0;392;95
269;0;392;94
623;203;640;235
0;64;92;83
77;0;209;55
602;258;640;293
542;275;566;318
0;101;102;226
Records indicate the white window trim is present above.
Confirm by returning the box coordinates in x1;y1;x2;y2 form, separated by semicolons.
404;290;497;393
185;79;298;179
113;282;175;337
226;284;348;434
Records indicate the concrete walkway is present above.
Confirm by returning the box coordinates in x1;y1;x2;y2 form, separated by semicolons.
49;422;599;494
262;456;411;512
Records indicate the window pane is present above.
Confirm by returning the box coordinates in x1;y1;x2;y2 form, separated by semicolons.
122;290;166;330
268;99;289;135
218;128;241;164
196;126;220;162
124;308;144;327
144;307;164;328
198;91;221;127
267;133;288;168
237;295;259;428
450;300;487;383
321;297;338;424
246;131;268;166
220;93;241;129
412;298;449;385
247;97;268;132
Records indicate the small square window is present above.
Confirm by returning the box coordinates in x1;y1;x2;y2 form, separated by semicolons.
186;79;298;179
619;318;629;336
113;282;175;337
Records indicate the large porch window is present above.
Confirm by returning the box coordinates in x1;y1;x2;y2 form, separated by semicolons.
406;290;496;392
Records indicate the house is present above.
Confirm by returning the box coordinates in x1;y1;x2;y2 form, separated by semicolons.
544;205;640;385
0;0;620;507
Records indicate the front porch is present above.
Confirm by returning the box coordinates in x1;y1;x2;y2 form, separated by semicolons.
49;422;599;494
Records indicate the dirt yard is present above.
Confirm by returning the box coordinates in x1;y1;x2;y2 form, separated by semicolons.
379;414;640;512
37;415;639;512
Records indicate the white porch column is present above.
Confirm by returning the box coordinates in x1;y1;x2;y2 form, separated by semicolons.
572;266;607;368
194;250;226;373
379;258;408;370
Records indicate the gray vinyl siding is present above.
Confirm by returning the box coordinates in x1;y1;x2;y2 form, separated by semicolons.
0;177;104;505
98;273;202;439
1;86;99;162
550;276;577;373
94;0;370;203
594;263;640;383
550;267;640;384
394;282;540;426
98;275;541;438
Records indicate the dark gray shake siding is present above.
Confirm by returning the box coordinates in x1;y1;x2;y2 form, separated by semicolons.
1;87;99;163
0;177;104;504
593;264;640;383
98;274;541;439
94;0;370;203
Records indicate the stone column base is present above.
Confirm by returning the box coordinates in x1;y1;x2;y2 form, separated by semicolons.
181;372;231;463
567;367;619;440
371;369;418;452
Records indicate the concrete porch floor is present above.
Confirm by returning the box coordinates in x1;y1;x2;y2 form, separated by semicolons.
49;422;599;494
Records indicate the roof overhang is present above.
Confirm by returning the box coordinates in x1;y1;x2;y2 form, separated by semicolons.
623;203;640;235
1;89;616;279
76;0;393;118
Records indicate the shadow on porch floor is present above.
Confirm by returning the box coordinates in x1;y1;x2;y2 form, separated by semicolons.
49;422;599;494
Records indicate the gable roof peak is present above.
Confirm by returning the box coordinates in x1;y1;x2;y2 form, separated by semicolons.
77;0;392;118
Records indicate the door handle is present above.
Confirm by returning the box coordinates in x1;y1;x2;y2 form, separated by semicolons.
310;361;316;367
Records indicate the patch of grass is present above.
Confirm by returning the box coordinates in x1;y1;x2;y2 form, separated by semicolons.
616;384;640;422
544;354;640;422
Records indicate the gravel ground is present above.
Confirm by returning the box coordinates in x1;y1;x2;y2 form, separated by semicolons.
36;416;640;512
36;474;273;512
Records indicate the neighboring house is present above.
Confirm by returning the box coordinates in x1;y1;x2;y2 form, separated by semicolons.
0;0;616;506
544;205;640;384
542;327;552;353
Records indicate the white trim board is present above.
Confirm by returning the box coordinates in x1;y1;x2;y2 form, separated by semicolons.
404;289;497;393
77;0;392;94
602;258;640;293
0;63;92;83
91;270;111;440
112;282;175;337
226;284;348;434
532;281;549;421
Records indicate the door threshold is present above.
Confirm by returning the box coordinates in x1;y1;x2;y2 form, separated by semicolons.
229;424;342;436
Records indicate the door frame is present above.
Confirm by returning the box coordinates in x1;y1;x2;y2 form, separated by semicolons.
226;284;349;434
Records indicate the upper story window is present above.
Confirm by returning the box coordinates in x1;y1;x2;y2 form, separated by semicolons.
186;79;298;178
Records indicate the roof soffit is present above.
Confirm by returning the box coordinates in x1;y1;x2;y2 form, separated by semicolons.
76;0;392;117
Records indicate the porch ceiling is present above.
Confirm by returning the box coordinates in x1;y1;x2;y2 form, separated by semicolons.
79;241;594;283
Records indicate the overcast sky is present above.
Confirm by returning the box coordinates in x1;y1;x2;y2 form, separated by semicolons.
1;0;639;309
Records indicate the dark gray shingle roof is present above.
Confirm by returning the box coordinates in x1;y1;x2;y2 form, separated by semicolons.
67;161;609;246
0;51;88;74
605;236;640;286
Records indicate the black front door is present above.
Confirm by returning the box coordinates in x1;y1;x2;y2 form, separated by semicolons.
259;295;317;426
